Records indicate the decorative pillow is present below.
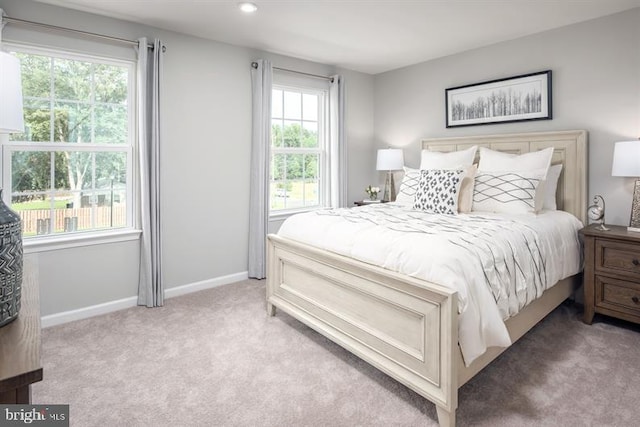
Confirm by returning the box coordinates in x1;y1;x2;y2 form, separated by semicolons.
543;164;563;210
413;169;465;215
420;145;477;170
397;165;476;212
395;167;420;206
478;147;554;178
472;170;545;214
458;164;478;214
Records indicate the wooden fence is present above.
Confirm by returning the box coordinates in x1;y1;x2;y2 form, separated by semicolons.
18;206;127;235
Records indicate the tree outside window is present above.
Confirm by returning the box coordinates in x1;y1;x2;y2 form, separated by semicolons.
4;48;133;237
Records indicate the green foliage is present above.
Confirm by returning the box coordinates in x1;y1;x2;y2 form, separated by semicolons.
9;51;129;199
271;123;319;182
272;122;317;148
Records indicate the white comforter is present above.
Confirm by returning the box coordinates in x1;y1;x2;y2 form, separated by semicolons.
277;203;582;365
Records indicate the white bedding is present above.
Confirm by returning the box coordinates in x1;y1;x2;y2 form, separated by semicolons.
277;203;583;365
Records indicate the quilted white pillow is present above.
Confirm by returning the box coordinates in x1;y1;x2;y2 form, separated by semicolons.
413;169;465;215
395;167;420;206
420;145;477;170
478;147;554;178
472;170;545;214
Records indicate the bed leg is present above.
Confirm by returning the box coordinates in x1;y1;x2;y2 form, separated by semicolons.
267;301;276;317
436;406;455;427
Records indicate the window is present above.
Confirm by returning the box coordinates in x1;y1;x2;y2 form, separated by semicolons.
3;46;134;239
270;85;327;214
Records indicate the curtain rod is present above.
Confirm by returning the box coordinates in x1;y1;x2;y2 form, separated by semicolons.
1;14;165;51
251;61;334;83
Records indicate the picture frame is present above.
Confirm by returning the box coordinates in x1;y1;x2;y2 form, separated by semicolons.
445;70;552;128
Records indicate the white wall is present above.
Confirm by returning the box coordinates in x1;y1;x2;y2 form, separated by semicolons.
374;9;640;226
0;0;374;317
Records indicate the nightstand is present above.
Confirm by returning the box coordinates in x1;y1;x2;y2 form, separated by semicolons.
581;224;640;325
353;200;388;206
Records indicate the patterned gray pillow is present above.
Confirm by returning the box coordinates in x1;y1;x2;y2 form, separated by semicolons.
413;169;464;215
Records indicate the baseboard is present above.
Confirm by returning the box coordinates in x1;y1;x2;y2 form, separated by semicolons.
163;271;249;299
41;296;138;328
41;271;249;328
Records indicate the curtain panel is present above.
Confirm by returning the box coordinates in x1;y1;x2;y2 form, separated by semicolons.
329;75;347;208
248;60;273;279
137;37;164;307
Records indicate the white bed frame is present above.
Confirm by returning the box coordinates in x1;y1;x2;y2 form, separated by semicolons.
266;130;587;427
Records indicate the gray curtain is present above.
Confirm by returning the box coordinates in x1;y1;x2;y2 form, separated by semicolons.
248;60;272;279
137;38;164;307
329;75;347;208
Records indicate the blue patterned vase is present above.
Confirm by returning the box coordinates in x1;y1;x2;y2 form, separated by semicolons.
0;190;23;327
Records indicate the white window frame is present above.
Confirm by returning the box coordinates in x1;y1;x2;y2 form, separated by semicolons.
1;43;140;252
270;82;329;219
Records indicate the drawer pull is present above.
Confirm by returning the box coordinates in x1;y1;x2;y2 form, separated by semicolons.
633;259;640;266
633;296;640;304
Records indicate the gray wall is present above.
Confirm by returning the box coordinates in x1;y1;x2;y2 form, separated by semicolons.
6;0;631;317
374;8;640;226
0;0;374;316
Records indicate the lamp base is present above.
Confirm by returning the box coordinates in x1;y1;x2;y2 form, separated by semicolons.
629;179;640;232
383;171;396;202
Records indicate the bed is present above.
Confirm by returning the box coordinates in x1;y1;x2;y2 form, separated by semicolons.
266;130;587;427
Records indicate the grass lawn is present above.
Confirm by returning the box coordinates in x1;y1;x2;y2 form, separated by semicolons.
270;180;318;210
12;200;70;210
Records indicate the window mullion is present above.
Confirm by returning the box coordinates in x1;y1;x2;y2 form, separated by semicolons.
49;151;55;234
49;57;55;143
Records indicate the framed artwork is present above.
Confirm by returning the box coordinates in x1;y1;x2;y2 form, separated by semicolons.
445;70;552;128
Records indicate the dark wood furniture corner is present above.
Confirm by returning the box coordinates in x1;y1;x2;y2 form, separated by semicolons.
581;225;640;325
353;200;389;206
0;258;43;403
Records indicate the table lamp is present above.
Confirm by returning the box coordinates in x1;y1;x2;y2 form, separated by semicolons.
0;32;25;327
376;148;404;202
612;140;640;232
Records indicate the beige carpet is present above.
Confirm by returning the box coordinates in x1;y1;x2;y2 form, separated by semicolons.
33;279;640;427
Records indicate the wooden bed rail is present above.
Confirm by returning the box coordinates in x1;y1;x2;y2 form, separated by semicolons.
267;234;459;426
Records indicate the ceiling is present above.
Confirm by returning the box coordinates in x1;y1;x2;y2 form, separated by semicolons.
35;0;640;74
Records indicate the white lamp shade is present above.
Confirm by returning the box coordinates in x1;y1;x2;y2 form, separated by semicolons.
612;140;640;177
376;148;404;171
0;51;24;134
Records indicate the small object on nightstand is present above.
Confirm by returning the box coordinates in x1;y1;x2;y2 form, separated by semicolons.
587;195;609;231
365;185;380;201
580;225;640;326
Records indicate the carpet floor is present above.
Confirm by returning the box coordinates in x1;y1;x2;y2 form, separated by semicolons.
33;279;640;427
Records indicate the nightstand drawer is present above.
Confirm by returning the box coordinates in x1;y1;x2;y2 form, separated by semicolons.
596;239;640;277
595;275;640;317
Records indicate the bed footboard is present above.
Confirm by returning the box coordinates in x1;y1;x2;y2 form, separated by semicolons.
266;234;459;426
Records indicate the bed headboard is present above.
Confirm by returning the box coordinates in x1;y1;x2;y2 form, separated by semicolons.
420;130;588;224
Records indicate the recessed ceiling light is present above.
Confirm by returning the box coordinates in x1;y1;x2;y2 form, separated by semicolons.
238;2;258;13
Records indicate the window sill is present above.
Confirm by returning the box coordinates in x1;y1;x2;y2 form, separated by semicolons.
23;229;142;254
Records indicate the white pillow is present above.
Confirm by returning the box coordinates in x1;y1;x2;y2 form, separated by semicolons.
420;145;477;170
395;167;420;206
413;169;465;215
458;164;478;214
478;147;554;178
543;164;563;210
472;170;545;214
